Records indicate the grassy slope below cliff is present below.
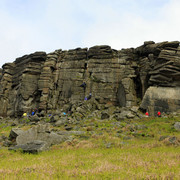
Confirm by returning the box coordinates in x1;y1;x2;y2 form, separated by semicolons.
0;116;179;179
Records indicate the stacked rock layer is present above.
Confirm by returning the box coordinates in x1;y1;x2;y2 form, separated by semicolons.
0;41;180;117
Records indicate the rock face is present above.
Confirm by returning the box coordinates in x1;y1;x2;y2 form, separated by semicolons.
0;41;180;116
0;52;46;117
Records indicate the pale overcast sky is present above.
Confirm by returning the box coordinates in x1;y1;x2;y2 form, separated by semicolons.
0;0;180;67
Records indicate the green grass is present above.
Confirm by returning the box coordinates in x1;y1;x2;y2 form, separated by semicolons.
0;124;12;136
0;144;179;179
0;116;179;179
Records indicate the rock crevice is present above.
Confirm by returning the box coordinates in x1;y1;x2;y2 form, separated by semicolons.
0;41;180;116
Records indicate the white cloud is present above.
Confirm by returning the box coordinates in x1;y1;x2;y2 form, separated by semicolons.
82;0;180;49
0;0;180;68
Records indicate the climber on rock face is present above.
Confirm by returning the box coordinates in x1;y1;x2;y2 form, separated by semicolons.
87;93;92;100
84;93;92;101
80;82;86;91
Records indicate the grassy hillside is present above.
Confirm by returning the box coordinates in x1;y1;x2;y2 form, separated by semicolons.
0;116;179;179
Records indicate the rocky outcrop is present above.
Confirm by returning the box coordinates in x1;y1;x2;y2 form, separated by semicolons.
8;124;71;153
0;52;46;117
0;41;180;117
148;42;180;87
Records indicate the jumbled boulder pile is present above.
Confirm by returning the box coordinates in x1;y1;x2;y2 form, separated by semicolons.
7;124;86;153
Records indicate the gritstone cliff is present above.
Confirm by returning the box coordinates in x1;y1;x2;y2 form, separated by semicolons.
0;41;180;117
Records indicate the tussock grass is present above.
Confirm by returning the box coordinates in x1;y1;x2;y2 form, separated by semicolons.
0;116;179;179
0;142;179;179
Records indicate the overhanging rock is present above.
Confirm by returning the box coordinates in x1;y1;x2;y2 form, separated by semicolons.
0;41;180;117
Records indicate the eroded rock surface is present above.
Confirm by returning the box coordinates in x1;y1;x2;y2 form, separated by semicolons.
140;87;180;115
8;124;71;153
0;41;180;116
174;122;180;131
9;140;49;153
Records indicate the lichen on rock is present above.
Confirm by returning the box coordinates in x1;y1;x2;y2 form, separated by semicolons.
0;41;180;117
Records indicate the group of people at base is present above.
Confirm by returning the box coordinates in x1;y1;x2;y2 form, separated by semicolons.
24;81;165;119
145;111;161;117
23;108;38;117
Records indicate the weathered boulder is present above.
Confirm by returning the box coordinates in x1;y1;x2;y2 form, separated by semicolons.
50;115;60;123
159;136;180;146
101;112;110;120
9;140;49;153
15;124;68;146
174;122;180;131
9;128;24;140
56;131;85;135
0;135;7;144
29;115;40;122
140;87;180;115
55;119;68;126
6;124;73;153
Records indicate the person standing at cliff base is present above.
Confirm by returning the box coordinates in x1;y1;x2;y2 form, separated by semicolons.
145;112;149;117
23;113;27;117
157;111;161;117
31;110;35;116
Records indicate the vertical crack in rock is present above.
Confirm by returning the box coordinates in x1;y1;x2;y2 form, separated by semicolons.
0;41;180;116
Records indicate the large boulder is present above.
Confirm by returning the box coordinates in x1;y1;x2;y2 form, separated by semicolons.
16;124;68;146
8;124;71;153
174;122;180;131
140;87;180;115
55;118;68;126
101;112;110;120
9;140;49;153
9;128;24;140
29;114;40;122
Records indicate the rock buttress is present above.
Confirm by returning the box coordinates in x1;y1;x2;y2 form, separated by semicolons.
1;41;180;117
38;45;139;113
0;52;46;117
